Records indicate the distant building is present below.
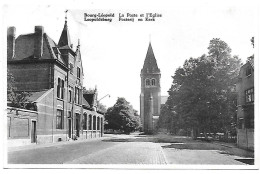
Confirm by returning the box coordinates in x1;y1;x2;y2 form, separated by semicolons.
236;58;254;151
7;18;104;146
140;42;166;133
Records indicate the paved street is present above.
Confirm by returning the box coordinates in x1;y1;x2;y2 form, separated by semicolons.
8;133;253;165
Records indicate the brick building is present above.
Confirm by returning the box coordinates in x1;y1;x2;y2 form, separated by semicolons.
7;19;104;145
236;58;254;150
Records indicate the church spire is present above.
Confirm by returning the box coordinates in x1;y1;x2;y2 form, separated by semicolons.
58;10;72;48
141;42;160;74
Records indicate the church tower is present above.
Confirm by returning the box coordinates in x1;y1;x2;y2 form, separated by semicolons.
140;42;161;133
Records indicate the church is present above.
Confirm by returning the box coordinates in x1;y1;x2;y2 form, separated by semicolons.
140;42;167;133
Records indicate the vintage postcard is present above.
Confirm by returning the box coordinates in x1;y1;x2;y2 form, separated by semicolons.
1;0;259;171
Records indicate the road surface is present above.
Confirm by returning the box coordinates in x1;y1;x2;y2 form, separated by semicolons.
8;133;252;165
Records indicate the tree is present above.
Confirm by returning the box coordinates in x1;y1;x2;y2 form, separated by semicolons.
251;37;254;48
97;101;107;113
160;38;241;139
105;97;140;134
248;37;254;61
208;39;241;137
7;70;32;109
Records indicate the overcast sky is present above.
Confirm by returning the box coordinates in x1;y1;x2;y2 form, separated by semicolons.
3;0;257;113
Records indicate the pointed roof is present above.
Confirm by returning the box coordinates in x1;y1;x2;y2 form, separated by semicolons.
58;21;72;48
141;42;160;74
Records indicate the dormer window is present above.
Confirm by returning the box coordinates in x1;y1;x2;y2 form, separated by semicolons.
53;47;61;59
246;66;252;76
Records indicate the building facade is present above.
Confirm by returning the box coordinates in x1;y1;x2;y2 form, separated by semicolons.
7;19;104;145
236;58;254;151
140;42;161;133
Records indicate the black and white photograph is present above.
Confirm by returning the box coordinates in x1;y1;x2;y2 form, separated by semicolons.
1;0;259;171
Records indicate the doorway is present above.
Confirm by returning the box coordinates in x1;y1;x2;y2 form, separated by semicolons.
75;114;80;137
68;119;72;138
31;120;37;143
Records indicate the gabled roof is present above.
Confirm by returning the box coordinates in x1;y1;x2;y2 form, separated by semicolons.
10;31;66;66
75;42;84;76
27;89;51;102
58;21;72;48
141;42;160;74
82;97;91;108
83;93;96;107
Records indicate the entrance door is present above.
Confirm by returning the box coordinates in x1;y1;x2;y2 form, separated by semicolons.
75;115;80;137
68;119;72;138
31;121;36;143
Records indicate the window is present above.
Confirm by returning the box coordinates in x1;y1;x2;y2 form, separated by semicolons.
77;67;81;79
75;113;80;133
151;79;156;86
68;111;71;118
245;88;254;103
56;110;63;129
246;67;252;76
57;78;60;98
69;89;72;102
97;117;100;130
93;116;96;130
57;78;64;99
83;114;87;130
145;79;150;86
69;63;73;74
75;87;80;104
88;115;92;130
61;80;64;99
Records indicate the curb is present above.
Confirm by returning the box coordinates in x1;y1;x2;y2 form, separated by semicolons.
8;136;111;152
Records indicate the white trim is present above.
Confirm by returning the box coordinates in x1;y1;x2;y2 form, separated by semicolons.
57;105;63;110
75;109;81;114
7;107;38;114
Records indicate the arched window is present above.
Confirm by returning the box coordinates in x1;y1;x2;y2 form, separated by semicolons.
151;79;156;86
88;115;92;130
93;116;97;130
145;79;150;86
97;117;100;130
83;113;87;130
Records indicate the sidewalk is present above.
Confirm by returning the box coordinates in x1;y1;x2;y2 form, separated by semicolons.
8;135;112;152
155;133;254;158
210;141;254;158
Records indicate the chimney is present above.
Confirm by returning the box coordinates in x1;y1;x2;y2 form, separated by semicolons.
7;27;16;59
34;26;44;58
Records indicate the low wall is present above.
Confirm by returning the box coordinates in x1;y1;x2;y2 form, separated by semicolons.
81;130;102;139
8;139;32;147
7;107;37;147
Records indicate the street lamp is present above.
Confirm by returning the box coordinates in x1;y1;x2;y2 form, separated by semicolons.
98;94;110;102
96;94;110;111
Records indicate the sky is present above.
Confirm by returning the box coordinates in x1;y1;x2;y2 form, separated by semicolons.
2;0;258;113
